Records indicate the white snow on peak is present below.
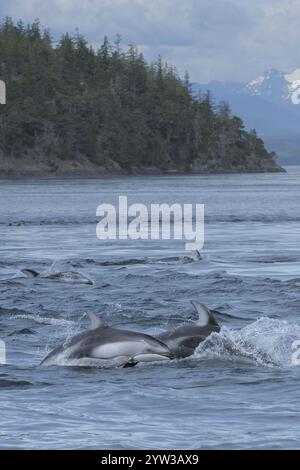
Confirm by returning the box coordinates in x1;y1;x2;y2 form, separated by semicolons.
246;75;265;96
284;68;300;83
287;80;300;105
245;67;300;105
248;75;264;88
283;68;300;104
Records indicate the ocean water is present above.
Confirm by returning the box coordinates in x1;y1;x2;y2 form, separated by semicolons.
0;168;300;449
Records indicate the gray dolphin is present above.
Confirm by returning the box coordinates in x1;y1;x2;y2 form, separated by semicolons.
158;250;202;264
97;250;202;267
21;269;93;285
41;313;173;367
156;301;220;359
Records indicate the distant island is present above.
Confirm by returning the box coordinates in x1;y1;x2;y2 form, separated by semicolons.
0;18;284;177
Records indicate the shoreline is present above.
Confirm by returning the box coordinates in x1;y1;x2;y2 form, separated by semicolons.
0;169;286;180
0;166;286;180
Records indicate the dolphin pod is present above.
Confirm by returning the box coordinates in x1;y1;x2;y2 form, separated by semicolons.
41;301;220;368
20;250;202;287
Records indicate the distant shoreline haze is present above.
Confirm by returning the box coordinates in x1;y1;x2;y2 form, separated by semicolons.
0;18;283;177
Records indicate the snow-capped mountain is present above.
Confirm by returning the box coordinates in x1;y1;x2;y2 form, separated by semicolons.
192;67;300;164
246;68;300;106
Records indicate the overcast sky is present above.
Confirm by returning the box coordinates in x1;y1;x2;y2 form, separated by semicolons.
1;0;300;83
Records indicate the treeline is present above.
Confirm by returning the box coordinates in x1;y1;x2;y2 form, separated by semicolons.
0;17;281;175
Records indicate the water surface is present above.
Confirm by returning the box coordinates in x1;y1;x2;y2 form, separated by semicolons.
0;168;300;449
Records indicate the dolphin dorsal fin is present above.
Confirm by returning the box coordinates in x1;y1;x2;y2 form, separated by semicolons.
88;312;107;330
191;300;219;327
21;268;40;278
191;250;202;261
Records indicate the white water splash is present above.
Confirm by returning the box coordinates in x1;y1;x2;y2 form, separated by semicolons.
194;317;300;367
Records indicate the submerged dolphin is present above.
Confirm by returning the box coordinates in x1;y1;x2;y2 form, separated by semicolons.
158;250;202;264
97;250;202;267
21;269;93;285
41;313;173;367
156;301;220;359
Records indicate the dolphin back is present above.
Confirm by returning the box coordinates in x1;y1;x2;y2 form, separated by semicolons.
156;301;221;359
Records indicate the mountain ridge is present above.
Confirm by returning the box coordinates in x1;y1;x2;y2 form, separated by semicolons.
192;67;300;164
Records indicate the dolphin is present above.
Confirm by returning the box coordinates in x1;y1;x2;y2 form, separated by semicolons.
156;301;220;359
96;250;202;267
190;250;202;261
158;250;202;264
41;313;173;367
21;269;93;285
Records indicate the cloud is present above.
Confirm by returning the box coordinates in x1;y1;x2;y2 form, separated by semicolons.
0;0;300;82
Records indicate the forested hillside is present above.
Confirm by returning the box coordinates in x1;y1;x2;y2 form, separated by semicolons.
0;18;283;176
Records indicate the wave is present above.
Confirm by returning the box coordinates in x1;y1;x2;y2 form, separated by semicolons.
2;214;300;227
206;215;300;224
245;255;299;264
70;256;198;268
194;317;300;368
0;307;34;317
8;328;36;336
0;379;33;389
95;258;147;267
13;314;76;327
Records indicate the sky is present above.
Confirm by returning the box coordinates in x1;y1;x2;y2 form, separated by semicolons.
1;0;300;83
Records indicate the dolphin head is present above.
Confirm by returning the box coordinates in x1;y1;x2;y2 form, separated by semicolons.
134;335;174;362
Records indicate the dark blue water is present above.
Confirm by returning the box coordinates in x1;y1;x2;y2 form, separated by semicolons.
1;168;300;449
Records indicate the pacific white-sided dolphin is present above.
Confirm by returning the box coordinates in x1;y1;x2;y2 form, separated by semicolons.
156;301;220;359
21;269;93;285
41;313;173;367
97;250;202;267
158;250;202;264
